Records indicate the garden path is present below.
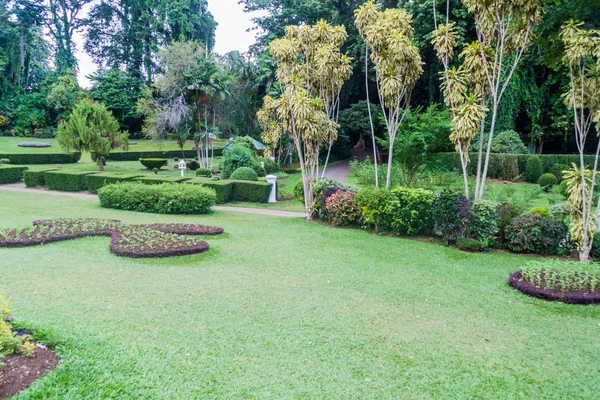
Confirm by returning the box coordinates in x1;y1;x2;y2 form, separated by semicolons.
0;183;306;218
322;148;369;183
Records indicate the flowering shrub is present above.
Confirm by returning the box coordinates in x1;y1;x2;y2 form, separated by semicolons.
1;295;35;362
0;219;224;258
324;191;361;226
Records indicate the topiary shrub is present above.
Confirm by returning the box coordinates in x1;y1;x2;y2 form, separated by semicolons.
505;214;570;255
550;163;569;182
0;152;81;164
230;180;271;202
250;160;267;177
132;176;190;185
139;158;168;170
525;155;543;183
98;182;216;214
432;190;471;243
387;187;435;235
24;168;57;187
558;180;569;198
538;173;558;191
496;202;521;244
196;168;212;177
221;144;253;178
324;190;361;226
0;158;10;164
186;160;200;170
86;173;141;194
258;157;280;174
491;130;527;154
470;200;498;244
230;167;258;181
186;179;234;204
528;206;549;219
0;165;28;184
44;170;94;191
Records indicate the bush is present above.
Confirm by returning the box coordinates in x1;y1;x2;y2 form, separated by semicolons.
432;190;471;243
86;173;141;194
0;165;28;184
44;170;94;191
526;156;543;183
294;180;305;202
0;152;81;164
221;144;253;178
538;173;558;191
196;168;212;177
186;179;234;204
496;202;521;243
258;157;280;174
355;187;394;232
98;182;215;214
250;160;267;177
0;295;35;360
186;160;200;170
324;191;361;226
0;158;9;164
491;130;527;154
387;187;435;235
470;200;498;244
456;238;484;252
23;168;56;187
558;180;569;198
528;206;549;219
505;214;569;255
139;158;168;169
549;203;570;222
231;180;272;203
230;167;258;181
132;176;190;185
550;163;569;182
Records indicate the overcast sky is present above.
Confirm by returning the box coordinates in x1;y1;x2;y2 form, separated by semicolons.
75;0;264;88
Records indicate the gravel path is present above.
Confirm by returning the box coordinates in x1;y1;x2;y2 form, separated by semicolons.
0;183;306;218
322;148;370;183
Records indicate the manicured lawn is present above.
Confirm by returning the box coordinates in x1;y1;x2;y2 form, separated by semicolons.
0;192;598;398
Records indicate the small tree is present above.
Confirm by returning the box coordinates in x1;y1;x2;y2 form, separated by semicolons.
355;1;423;189
560;20;600;262
57;99;128;171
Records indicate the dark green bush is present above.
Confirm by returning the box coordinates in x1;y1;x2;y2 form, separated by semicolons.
505;214;569;255
86;173;141;194
23;168;56;187
132;176;190;185
230;167;258;181
98;182;216;214
231;180;271;203
196;168;211;177
0;165;27;184
525;156;543;183
558;180;569;198
0;158;9;164
250;160;267;177
139;158;168;169
496;202;521;243
491;131;527;154
221;145;253;178
456;238;484;252
550;163;569;182
186;179;234;204
0;152;81;164
538;173;558;191
432;190;471;243
258;157;280;174
470;200;498;243
44;170;95;191
186;160;200;170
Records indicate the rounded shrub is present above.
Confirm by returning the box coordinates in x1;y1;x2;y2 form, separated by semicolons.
258;157;280;174
505;213;569;255
559;180;569;198
196;168;212;177
525;155;543;183
550;163;569;182
0;158;10;164
221;144;253;178
528;206;549;219
324;190;361;226
250;160;267;177
470;200;498;244
549;203;570;222
140;158;168;170
230;167;258;181
186;160;200;170
538;173;558;191
491;130;527;154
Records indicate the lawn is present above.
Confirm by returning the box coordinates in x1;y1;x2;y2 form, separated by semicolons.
1;192;598;398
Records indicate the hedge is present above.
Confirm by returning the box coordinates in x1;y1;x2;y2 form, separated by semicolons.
139;158;168;169
186;179;234;204
132;176;191;185
186;179;271;203
0;165;28;184
24;168;56;187
99;147;223;161
86;173;142;194
44;170;95;191
430;152;597;181
0;152;81;165
98;182;216;214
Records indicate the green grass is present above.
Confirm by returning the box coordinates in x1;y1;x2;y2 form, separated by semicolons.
222;200;305;212
0;192;599;398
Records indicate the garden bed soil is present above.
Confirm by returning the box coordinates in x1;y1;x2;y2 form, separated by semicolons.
509;270;600;304
0;346;59;399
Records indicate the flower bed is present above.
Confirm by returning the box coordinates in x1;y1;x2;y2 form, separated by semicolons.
509;261;600;305
0;219;224;258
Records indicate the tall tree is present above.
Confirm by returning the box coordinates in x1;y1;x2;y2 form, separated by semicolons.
46;0;90;73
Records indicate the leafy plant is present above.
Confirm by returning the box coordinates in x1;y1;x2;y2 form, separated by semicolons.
525;155;543;183
432;190;470;243
490;130;527;154
470;200;498;244
505;214;570;255
538;173;558;191
324;191;361;226
230;167;258;182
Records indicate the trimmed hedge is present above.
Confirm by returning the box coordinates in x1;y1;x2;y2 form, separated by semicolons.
0;165;28;184
186;179;234;204
44;170;95;191
132;176;191;185
103;148;223;161
23;168;56;187
86;173;142;194
139;158;168;169
0;152;81;165
230;167;258;181
98;182;216;214
431;152;597;181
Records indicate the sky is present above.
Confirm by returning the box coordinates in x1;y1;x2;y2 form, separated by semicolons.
75;0;264;88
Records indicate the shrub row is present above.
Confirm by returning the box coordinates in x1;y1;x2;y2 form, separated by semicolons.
0;165;28;184
23;168;56;187
98;148;223;161
86;173;142;194
0;152;81;165
186;178;272;203
132;176;191;185
44;170;95;191
98;182;216;214
431;152;596;181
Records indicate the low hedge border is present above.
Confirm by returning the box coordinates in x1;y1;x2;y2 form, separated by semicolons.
0;165;28;184
100;148;223;161
186;179;234;204
24;168;57;187
508;270;600;305
44;170;95;191
0;152;81;165
132;176;191;185
86;173;142;194
186;179;271;203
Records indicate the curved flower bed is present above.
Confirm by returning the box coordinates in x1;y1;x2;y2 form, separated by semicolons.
0;219;224;258
509;270;600;305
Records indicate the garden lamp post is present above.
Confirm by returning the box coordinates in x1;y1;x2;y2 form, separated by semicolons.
178;159;187;177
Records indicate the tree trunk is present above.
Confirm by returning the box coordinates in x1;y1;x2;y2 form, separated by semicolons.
385;134;395;190
354;132;366;150
579;245;591;262
98;155;104;172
